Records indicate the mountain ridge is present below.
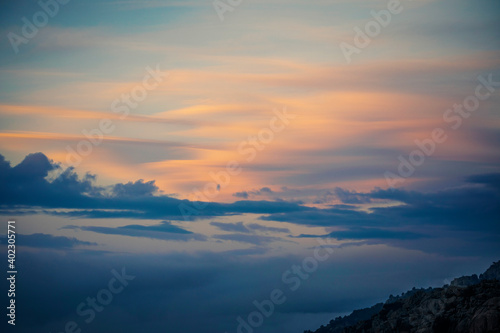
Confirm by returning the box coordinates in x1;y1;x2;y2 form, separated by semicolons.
305;261;500;333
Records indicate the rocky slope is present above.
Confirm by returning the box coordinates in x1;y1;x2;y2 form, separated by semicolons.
305;303;384;333
306;261;500;333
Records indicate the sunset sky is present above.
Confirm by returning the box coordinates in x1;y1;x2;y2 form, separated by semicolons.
1;0;500;332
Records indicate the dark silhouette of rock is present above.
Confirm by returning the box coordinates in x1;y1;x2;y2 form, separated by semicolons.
480;260;500;281
451;274;479;287
305;261;500;333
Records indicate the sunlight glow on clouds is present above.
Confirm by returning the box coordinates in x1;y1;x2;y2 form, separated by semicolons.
1;0;499;332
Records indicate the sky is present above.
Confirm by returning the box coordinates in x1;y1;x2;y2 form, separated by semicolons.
0;0;499;332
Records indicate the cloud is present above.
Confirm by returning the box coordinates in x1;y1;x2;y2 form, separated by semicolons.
247;223;290;234
0;153;310;220
64;221;206;242
263;178;500;234
233;187;274;199
233;191;249;199
233;186;372;205
112;179;159;197
0;233;97;249
466;173;500;189
210;221;290;235
1;153;500;255
294;227;427;240
260;206;376;227
210;221;250;233
212;233;283;245
333;187;371;204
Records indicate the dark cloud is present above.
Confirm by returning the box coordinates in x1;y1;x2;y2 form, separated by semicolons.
466;173;500;189
2;152;54;181
233;186;372;206
1;153;500;255
233;191;249;199
213;233;283;245
0;153;310;221
233;187;274;199
112;179;159;197
330;204;358;210
64;221;206;242
294;227;427;241
117;221;192;234
260;177;500;255
260;206;378;227
210;222;290;236
210;221;250;233
0;233;97;249
247;223;290;234
263;178;500;234
333;187;371;204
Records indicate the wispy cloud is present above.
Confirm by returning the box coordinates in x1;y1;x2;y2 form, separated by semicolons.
64;221;207;242
0;233;96;249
